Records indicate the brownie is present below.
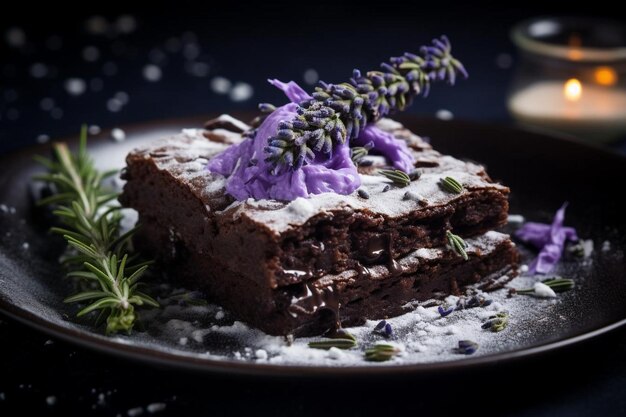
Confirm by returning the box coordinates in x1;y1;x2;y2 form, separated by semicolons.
121;115;516;336
137;219;517;336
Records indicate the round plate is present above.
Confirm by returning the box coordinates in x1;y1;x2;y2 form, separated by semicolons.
0;116;624;376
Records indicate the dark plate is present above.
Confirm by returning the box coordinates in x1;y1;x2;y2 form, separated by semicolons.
0;116;624;376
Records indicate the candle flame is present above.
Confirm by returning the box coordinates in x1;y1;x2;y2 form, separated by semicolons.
564;78;582;102
594;67;618;86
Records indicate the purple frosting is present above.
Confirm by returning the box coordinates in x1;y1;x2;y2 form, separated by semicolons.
515;203;578;274
206;80;415;201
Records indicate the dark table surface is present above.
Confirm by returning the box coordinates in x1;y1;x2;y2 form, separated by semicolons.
1;4;625;416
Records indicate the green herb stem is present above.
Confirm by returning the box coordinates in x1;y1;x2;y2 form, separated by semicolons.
36;126;158;334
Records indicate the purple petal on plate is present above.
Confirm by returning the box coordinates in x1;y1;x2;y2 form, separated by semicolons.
523;203;578;274
515;222;551;248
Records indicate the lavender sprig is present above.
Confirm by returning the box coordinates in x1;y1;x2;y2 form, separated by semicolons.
264;36;467;171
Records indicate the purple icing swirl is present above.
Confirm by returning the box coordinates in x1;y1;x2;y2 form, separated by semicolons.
206;80;415;201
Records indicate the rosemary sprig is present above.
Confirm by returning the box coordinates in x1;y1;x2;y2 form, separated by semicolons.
364;344;400;362
446;230;469;261
379;169;411;187
439;176;463;194
516;277;575;294
265;36;467;171
34;126;158;334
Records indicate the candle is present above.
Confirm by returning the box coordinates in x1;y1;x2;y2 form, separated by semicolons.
509;17;626;142
508;79;626;142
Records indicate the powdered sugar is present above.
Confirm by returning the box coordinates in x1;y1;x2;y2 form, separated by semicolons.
141;268;562;367
127;116;508;235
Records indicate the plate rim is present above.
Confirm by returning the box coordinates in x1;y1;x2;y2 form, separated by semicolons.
1;115;625;377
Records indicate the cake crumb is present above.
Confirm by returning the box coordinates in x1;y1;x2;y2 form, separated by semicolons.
327;347;344;360
111;128;126;142
255;349;268;360
436;109;454;120
507;214;525;224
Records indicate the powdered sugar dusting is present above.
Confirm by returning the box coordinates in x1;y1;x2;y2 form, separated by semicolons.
140;266;567;367
125;116;508;234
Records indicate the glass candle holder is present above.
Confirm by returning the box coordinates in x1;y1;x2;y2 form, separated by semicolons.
508;17;626;142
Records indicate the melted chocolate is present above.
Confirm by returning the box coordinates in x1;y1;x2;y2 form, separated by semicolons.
360;233;403;276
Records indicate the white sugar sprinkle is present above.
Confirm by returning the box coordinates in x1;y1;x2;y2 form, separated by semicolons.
115;91;130;105
327;347;345;360
178;337;188;346
215;310;225;320
288;197;315;218
22;242;29;250
30;63;49;79
255;349;268;360
89;125;101;135
111;128;126;142
533;282;557;298
507;214;525;224
82;46;100;62
147;403;166;413
107;98;123;112
0;392;5;400
37;134;50;144
210;76;232;94
65;78;87;96
127;407;143;417
40;97;55;111
143;65;162;82
303;68;319;85
229;82;253;102
436;109;454;120
602;241;611;252
46;396;57;406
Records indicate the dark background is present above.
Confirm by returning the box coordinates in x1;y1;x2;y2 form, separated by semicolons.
1;2;626;416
